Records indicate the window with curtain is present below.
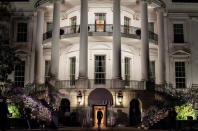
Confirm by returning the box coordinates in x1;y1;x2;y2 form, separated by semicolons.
15;61;25;87
70;16;77;33
148;22;154;32
173;24;184;43
70;57;76;86
124;16;130;34
17;23;27;42
125;57;130;86
46;22;53;32
95;13;106;32
45;60;51;82
149;61;155;82
95;55;106;84
175;62;186;88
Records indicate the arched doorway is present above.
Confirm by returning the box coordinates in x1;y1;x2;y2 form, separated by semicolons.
129;99;141;126
88;88;113;127
59;98;70;125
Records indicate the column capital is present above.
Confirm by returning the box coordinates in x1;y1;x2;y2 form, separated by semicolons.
154;7;166;13
53;0;61;3
138;0;152;4
37;7;46;12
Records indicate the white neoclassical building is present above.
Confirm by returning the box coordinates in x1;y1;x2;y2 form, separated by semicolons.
6;0;198;126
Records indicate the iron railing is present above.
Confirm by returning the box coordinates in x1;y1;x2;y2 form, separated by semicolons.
43;24;158;42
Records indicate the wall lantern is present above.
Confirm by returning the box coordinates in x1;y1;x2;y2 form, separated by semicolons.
77;91;82;105
117;91;123;104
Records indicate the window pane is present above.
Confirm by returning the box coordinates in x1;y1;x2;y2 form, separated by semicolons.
173;24;184;43
175;61;185;88
95;55;106;84
15;61;25;87
17;23;27;42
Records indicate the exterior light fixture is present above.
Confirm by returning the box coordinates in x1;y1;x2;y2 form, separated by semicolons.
117;91;123;104
77;91;82;105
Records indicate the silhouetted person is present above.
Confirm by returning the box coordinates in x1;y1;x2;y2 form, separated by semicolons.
0;98;9;131
168;107;177;131
97;109;103;129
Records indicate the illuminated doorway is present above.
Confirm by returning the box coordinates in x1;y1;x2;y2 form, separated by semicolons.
93;105;106;128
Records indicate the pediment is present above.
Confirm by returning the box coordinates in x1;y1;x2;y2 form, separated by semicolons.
171;50;191;56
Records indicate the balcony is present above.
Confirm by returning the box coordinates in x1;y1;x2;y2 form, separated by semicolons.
43;24;158;43
55;79;145;90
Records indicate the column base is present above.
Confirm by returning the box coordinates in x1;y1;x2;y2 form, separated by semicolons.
111;79;124;89
76;78;89;89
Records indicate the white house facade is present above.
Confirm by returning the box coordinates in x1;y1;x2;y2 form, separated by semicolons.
6;0;198;127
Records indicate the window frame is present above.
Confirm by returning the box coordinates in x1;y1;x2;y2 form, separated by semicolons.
173;23;184;43
70;57;76;86
17;22;28;42
94;55;106;84
14;61;25;87
174;61;186;88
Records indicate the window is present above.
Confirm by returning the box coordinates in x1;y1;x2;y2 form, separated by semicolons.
45;60;51;81
125;57;130;86
173;24;184;43
95;55;106;84
124;16;130;34
148;22;154;33
15;61;25;87
70;57;76;86
70;16;77;33
46;22;53;32
17;23;27;42
175;62;186;88
95;13;106;32
149;61;155;82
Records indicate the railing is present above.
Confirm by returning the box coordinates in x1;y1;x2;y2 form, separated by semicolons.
43;24;158;42
22;83;47;95
55;80;75;89
54;79;145;90
125;80;145;90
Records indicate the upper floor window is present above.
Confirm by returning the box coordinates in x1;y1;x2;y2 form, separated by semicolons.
17;23;27;42
125;57;131;86
70;16;77;33
70;57;76;86
173;24;184;43
175;61;186;88
95;55;106;84
95;13;106;32
124;16;130;34
148;22;154;33
46;22;53;32
15;61;25;87
45;60;51;82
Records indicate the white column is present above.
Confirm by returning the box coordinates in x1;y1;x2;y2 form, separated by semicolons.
35;9;44;84
51;0;61;79
157;8;165;84
30;12;37;83
79;0;88;79
112;0;121;79
140;0;149;81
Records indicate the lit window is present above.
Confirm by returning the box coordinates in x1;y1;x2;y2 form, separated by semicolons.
173;24;184;43
149;61;155;82
17;23;27;42
95;13;106;32
95;55;106;84
175;62;186;88
45;60;51;82
125;57;130;86
70;16;77;33
15;61;25;87
70;57;76;86
124;16;130;34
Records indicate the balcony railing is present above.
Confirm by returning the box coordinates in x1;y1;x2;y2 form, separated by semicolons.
54;79;145;90
43;24;158;42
